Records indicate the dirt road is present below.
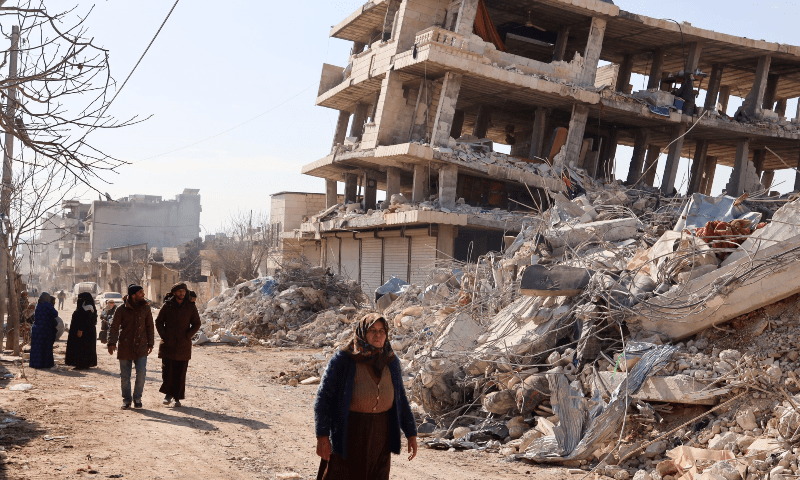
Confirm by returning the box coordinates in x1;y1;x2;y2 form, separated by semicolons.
0;336;572;480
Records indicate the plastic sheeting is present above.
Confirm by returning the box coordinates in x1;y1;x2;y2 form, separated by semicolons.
259;277;277;296
519;343;676;462
673;193;761;232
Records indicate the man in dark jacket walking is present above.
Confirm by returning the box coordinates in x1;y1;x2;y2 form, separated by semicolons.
108;284;154;409
155;282;201;407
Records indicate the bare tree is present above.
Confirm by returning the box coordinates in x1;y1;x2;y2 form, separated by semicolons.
1;1;144;352
210;211;272;284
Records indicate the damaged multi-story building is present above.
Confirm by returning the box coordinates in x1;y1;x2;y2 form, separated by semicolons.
297;0;800;295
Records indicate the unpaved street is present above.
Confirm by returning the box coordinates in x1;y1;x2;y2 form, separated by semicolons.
0;339;567;480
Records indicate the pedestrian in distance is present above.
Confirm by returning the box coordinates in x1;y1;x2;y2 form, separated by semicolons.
108;284;154;409
57;290;66;309
155;282;201;407
314;312;418;480
65;292;98;370
29;292;59;369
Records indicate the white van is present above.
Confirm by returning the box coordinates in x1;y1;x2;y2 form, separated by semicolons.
73;282;100;302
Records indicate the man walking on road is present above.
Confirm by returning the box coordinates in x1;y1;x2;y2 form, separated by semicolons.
108;284;154;409
57;290;66;310
155;282;201;407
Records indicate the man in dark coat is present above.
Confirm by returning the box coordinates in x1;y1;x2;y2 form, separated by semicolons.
155;282;201;407
108;284;154;409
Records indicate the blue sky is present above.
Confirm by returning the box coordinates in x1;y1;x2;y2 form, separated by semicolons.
63;0;800;231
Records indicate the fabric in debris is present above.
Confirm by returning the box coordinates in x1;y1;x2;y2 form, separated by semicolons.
473;0;506;52
673;193;755;232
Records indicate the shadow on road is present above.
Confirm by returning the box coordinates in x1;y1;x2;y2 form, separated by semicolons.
130;406;270;432
0;361;47;480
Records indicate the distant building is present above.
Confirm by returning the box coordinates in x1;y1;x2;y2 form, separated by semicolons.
265;192;336;271
86;189;201;257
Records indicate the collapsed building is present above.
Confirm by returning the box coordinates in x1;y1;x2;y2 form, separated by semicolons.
293;0;800;296
198;1;800;478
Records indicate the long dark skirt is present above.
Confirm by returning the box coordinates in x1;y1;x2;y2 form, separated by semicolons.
159;359;189;399
317;411;391;480
65;315;97;369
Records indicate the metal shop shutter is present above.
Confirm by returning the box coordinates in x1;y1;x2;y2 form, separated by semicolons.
325;237;341;274
383;237;410;283
410;236;437;286
339;237;361;283
360;238;383;299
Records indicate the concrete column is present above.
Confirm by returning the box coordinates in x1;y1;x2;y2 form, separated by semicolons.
752;148;766;175
685;43;703;73
761;170;775;191
326;179;338;207
795;148;800;192
599;129;618;180
687;139;709;194
776;99;788;118
718;86;731;114
438;164;458;210
556;104;589;168
616;54;634;93
763;74;780;110
647;48;665;90
369;91;380;122
553;26;570;62
454;0;480;36
382;0;401;41
351;41;366;55
728;139;751;197
450;109;465;139
626;129;651;185
350;102;369;140
660;124;688;195
704;64;724;111
363;172;377;210
436;224;457;260
409;79;435;141
740;55;772;118
701;156;718;195
344;173;358;203
385;167;401;200
642;145;661;187
332;110;351;148
472;105;491;139
528;107;549;160
578;17;607;86
412;164;428;202
431;72;463;147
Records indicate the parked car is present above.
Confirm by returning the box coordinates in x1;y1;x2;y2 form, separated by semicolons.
97;291;124;307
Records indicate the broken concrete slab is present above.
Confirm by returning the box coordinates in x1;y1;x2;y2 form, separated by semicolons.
546;217;638;248
630;236;800;340
598;372;729;405
434;312;482;353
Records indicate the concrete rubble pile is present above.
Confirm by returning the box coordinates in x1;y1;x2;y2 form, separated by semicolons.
197;262;369;348
356;176;800;479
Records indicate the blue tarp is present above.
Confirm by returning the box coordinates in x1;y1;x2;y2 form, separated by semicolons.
260;277;277;296
376;276;409;296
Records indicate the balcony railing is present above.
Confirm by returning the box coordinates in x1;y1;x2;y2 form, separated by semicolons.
414;27;468;51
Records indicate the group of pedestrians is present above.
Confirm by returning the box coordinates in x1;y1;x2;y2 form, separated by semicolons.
27;283;419;479
27;282;201;410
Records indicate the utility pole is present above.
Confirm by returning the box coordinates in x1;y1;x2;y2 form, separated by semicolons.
2;26;19;353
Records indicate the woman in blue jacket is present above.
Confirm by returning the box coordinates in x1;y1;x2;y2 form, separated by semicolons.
29;292;59;369
314;313;418;480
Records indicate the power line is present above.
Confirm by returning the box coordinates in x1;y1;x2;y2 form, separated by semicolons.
132;83;316;163
98;0;182;122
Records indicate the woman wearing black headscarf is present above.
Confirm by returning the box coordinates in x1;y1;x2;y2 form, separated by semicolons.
65;292;98;370
29;292;59;369
313;313;417;480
